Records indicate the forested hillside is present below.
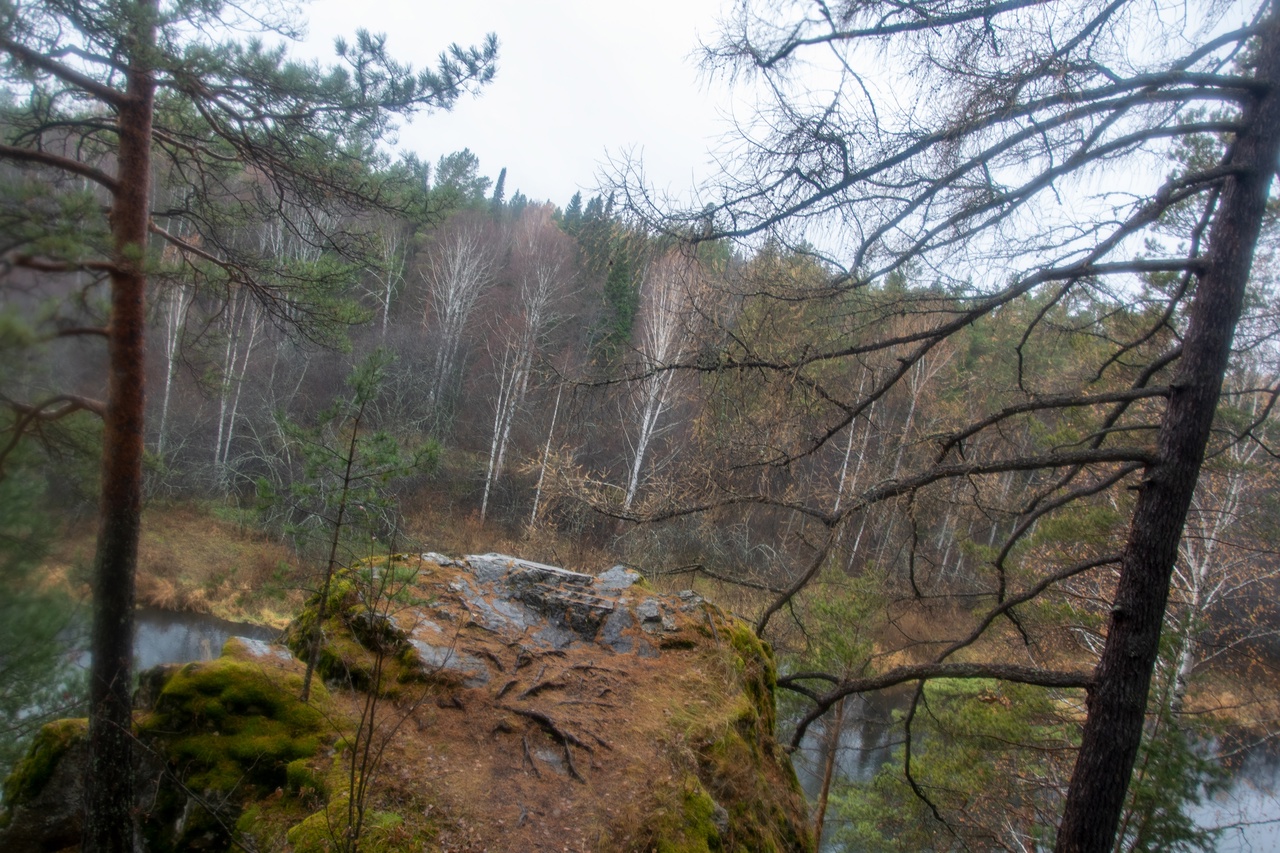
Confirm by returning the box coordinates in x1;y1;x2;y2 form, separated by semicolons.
2;1;1279;851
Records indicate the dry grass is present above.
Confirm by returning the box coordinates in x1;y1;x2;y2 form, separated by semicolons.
42;501;305;628
401;502;615;576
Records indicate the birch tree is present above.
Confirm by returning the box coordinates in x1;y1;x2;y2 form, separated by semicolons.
154;272;191;460
622;250;703;511
420;213;498;413
368;213;411;340
480;205;573;519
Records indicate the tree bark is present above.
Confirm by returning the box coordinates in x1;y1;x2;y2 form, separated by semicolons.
1055;14;1280;851
83;3;156;851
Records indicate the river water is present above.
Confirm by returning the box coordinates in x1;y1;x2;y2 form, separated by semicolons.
791;691;1280;851
130;608;279;670
67;607;279;672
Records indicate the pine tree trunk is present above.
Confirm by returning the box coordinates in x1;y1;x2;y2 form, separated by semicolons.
83;3;156;849
813;696;846;847
1055;16;1280;851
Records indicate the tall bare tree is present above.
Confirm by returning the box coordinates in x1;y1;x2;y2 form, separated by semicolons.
480;204;573;519
613;1;1280;849
420;212;499;413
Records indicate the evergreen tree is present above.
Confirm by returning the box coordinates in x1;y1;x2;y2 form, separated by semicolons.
261;350;437;702
432;148;492;212
490;165;507;215
562;191;584;233
0;4;495;847
0;445;83;791
508;190;530;217
599;242;639;358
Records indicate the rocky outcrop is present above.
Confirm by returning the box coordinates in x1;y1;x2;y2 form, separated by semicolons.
1;553;813;853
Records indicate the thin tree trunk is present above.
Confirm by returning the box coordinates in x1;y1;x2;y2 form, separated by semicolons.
301;402;366;704
84;3;156;849
623;370;674;510
481;350;516;520
218;301;261;471
813;695;847;847
212;288;239;469
156;284;188;457
1055;20;1280;851
530;381;564;527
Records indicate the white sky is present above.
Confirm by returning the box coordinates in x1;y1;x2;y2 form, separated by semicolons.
302;0;734;209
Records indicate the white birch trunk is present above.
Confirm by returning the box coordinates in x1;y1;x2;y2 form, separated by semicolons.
530;381;564;527
479;206;571;518
421;217;497;409
156;283;190;457
621;250;702;511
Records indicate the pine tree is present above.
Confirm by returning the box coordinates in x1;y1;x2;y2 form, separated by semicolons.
491;166;508;216
262;350;437;703
562;191;584;233
0;4;495;847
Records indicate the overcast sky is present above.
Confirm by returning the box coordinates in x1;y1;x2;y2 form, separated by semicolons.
302;0;735;209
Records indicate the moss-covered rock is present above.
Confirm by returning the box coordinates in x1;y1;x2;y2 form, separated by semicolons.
645;775;728;853
286;793;433;853
141;638;329;794
1;717;87;811
132;638;336;851
633;614;812;853
284;560;429;695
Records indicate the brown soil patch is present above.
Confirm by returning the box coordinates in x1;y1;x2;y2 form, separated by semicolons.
287;555;810;852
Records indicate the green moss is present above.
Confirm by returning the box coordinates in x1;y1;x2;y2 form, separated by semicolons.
284;566;422;696
235;798;315;852
287;795;431;853
140;648;330;795
1;717;87;807
287;757;327;798
659;616;812;853
132;642;343;852
724;619;779;738
633;612;811;852
650;776;725;853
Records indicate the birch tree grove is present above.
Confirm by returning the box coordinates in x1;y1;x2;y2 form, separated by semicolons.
480;205;572;519
623;250;703;511
421;213;498;412
0;3;496;847
612;1;1280;849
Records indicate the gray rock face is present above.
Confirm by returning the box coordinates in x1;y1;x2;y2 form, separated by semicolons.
416;554;703;661
408;640;491;687
635;598;663;623
360;553;713;694
0;719;167;852
599;607;636;654
596;565;642;591
0;733;88;851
